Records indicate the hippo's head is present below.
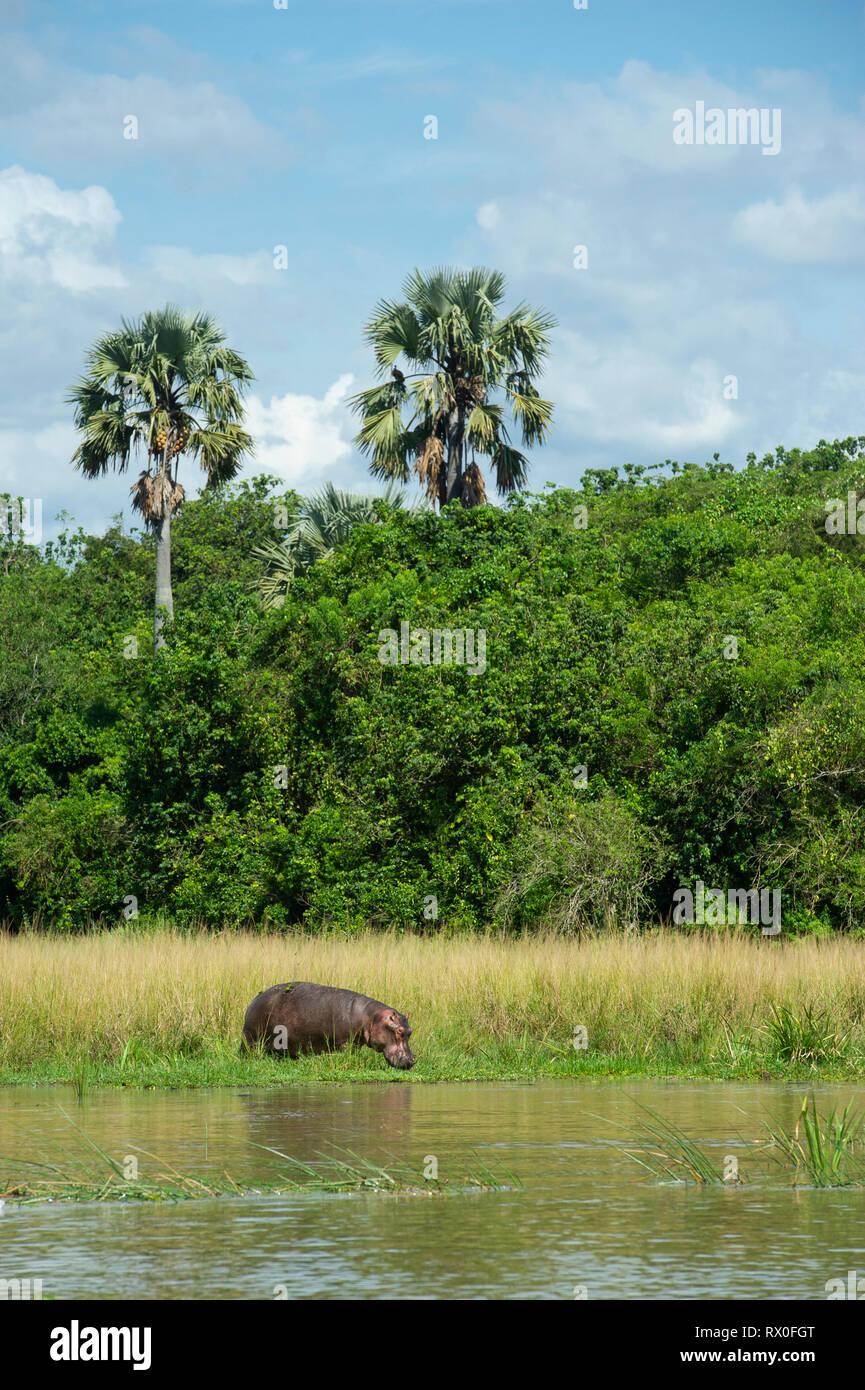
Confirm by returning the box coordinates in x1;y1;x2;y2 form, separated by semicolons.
364;1009;415;1070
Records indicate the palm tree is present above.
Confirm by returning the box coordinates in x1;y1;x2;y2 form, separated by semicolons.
68;305;254;651
253;481;411;609
350;266;556;508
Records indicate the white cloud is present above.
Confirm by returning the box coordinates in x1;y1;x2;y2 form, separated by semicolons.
0;420;78;497
548;331;742;452
0;165;293;315
144;246;277;287
0;39;287;169
2;41;864;527
476;201;500;230
244;375;357;485
0;165;127;291
733;186;865;263
459;62;865;468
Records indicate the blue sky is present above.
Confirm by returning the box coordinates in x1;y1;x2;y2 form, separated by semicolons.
2;0;864;536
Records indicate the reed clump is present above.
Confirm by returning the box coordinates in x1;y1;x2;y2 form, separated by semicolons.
615;1094;865;1188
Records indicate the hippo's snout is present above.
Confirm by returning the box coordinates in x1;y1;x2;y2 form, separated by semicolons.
386;1045;416;1070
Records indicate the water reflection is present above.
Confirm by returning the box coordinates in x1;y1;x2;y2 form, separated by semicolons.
1;1081;863;1300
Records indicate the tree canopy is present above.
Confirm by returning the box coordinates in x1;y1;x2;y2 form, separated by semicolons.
2;437;865;934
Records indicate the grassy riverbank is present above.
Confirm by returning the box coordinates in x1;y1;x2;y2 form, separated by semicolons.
2;929;865;1087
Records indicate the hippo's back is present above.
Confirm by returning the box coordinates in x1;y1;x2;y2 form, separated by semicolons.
241;981;381;1054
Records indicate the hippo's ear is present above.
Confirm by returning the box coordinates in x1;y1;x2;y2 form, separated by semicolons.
361;1010;382;1043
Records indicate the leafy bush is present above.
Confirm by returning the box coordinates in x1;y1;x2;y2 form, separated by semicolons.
3;443;865;930
496;790;668;933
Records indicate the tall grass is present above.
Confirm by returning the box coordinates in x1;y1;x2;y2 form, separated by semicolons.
607;1103;731;1184
1;928;864;1082
762;1002;849;1064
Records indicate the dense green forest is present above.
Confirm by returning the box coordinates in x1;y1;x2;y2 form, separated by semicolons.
2;436;865;934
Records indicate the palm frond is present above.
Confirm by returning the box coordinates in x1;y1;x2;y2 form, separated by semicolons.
347;383;408;418
130;472;185;526
187;423;255;485
491;443;530;494
363;300;424;373
253;483;412;606
71;412;137;477
466;402;505;452
509;389;554;447
461;461;488;506
416;435;445;501
353;406;411;474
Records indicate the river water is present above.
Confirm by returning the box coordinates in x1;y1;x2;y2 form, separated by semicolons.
1;1081;863;1300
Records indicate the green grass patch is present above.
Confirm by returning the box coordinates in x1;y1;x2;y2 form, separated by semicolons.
763;1094;865;1187
762;1002;849;1065
2;1040;862;1088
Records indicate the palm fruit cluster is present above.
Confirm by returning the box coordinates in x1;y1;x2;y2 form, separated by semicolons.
153;421;190;458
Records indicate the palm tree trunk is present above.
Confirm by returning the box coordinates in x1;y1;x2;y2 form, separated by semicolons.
444;405;465;505
154;507;174;653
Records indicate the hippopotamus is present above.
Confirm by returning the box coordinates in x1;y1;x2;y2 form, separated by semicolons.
241;982;415;1070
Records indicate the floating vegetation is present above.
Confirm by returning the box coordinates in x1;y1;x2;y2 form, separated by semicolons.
250;1141;520;1196
0;1110;520;1206
610;1094;865;1189
603;1103;733;1185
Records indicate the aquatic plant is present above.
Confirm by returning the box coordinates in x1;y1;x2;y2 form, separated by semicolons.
606;1104;732;1185
613;1094;865;1188
763;1094;865;1187
0;1111;519;1205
